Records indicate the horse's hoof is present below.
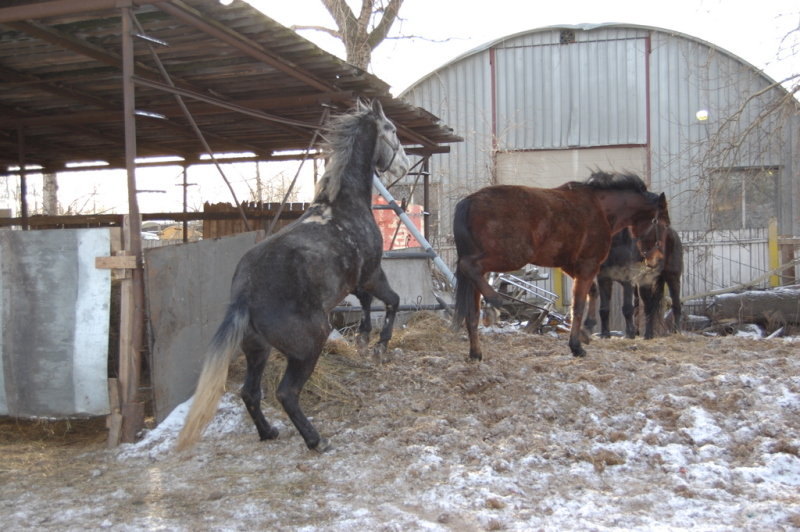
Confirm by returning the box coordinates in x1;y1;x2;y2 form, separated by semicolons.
371;343;389;363
259;427;279;441
485;295;504;308
468;353;482;362
312;437;331;454
571;347;587;357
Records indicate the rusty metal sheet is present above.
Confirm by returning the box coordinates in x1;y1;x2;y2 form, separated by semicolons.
146;232;261;423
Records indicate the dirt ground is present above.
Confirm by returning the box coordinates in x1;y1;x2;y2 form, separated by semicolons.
1;313;799;531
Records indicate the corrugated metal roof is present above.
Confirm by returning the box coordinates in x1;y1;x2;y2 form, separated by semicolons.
0;0;461;172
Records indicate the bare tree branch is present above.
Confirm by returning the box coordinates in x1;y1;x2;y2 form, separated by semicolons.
312;0;404;69
290;24;341;40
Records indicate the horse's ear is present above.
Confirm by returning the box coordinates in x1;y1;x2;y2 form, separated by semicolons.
658;192;671;224
372;99;385;118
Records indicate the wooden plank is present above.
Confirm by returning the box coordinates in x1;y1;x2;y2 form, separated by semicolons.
106;378;122;447
95;255;137;269
116;272;143;443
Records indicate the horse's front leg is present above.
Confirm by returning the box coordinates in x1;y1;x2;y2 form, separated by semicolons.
367;268;400;357
640;280;664;339
358;267;400;358
352;288;373;350
666;274;682;333
568;276;594;357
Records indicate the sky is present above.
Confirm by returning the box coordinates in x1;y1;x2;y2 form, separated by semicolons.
251;0;799;94
3;0;797;217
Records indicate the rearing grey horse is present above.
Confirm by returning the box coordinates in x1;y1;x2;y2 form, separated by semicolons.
176;100;409;453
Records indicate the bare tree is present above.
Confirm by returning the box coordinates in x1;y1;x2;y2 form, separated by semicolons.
292;0;404;70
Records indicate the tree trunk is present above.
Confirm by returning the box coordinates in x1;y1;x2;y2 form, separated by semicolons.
43;171;58;215
709;286;800;327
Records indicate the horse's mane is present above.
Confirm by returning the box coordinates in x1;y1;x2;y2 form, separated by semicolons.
582;171;648;192
313;101;377;203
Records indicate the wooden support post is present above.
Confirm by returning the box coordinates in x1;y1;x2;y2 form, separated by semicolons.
118;6;146;444
768;218;780;287
118;218;144;443
779;240;797;285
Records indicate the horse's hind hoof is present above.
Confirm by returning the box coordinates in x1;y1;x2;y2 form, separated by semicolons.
312;437;331;454
259;427;279;441
570;346;587;357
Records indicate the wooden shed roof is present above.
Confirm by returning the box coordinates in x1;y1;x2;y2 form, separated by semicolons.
0;0;461;172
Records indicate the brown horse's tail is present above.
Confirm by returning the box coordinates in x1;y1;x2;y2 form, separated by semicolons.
452;196;478;330
175;297;249;451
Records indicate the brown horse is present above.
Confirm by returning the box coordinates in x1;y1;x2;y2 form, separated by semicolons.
452;171;669;359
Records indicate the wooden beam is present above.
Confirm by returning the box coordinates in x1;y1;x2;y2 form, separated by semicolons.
0;0;170;24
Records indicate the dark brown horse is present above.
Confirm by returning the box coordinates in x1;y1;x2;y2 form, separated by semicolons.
452;171;669;359
585;226;682;339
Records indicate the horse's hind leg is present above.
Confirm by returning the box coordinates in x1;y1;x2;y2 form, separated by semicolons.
621;281;636;339
584;282;598;333
361;267;400;356
277;349;328;452
567;275;593;357
240;334;279;441
466;288;483;361
598;277;614;338
457;255;504;307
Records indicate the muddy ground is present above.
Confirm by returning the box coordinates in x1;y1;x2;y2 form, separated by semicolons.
2;313;799;530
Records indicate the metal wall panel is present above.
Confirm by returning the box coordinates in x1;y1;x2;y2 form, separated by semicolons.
494;36;648;149
0;228;110;417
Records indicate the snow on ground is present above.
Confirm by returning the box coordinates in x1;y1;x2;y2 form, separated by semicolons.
2;321;799;531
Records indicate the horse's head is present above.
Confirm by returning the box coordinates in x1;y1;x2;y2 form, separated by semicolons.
368;99;410;180
630;192;670;269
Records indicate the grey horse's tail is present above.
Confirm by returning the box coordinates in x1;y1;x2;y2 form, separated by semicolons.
175;297;249;451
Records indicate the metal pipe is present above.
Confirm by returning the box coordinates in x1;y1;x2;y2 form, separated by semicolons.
372;175;456;288
332;303;451;313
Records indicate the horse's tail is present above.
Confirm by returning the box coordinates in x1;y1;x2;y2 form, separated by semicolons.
452;196;478;330
175;296;249;451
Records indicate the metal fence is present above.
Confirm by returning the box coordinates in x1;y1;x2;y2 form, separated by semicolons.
436;226;788;312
